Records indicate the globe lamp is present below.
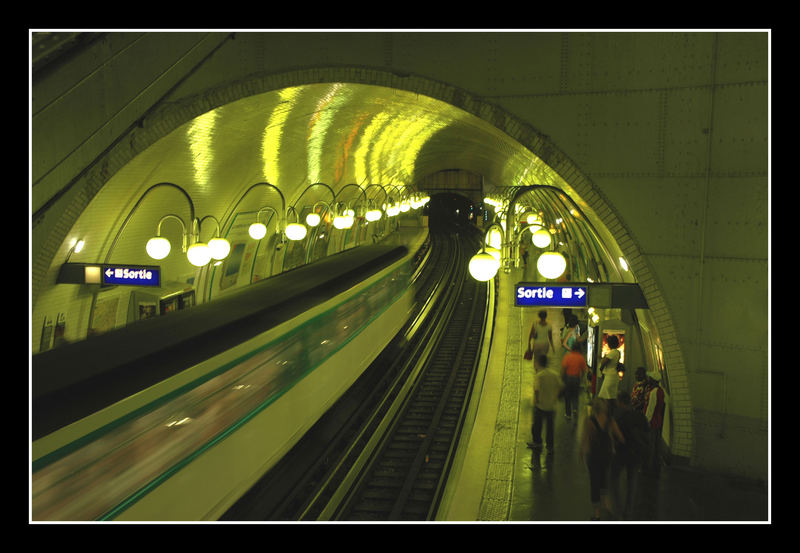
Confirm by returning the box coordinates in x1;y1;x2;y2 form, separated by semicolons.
469;252;501;282
187;242;212;267
146;236;171;260
306;212;321;227
532;229;552;248
249;222;267;240
537;251;566;279
285;222;308;241
207;237;231;260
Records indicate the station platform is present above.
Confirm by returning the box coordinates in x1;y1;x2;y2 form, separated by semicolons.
440;263;769;523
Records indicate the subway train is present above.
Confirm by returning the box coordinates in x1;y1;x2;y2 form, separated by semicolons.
32;230;429;521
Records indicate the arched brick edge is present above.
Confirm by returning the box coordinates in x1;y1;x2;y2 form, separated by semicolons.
32;65;694;462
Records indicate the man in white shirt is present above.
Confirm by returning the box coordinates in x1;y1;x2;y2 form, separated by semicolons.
530;354;564;455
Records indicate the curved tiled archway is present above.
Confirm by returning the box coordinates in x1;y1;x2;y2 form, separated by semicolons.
33;67;693;461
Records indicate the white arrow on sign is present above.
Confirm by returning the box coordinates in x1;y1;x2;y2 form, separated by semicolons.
105;269;114;277
575;288;585;298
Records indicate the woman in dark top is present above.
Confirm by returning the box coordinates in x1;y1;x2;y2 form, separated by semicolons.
580;397;625;520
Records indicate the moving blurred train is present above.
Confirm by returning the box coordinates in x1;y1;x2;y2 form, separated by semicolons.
32;227;429;521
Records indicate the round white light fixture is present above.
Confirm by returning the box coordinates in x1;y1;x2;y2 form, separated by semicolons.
365;209;382;222
468;252;501;282
333;215;353;229
387;204;400;217
146;236;171;260
187;242;212;267
306;212;321;227
526;213;541;225
285;222;308;241
207;237;231;260
532;229;552;248
249;222;267;240
537;251;567;279
486;228;502;249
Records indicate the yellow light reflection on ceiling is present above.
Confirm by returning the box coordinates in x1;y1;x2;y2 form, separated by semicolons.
262;87;302;183
187;110;219;192
354;111;394;185
307;83;349;184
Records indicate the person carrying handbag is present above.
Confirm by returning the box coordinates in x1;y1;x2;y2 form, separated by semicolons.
526;310;555;360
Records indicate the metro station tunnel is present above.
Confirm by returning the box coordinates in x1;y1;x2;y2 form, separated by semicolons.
30;31;769;523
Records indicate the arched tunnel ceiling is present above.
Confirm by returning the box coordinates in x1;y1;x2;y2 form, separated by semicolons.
105;82;568;217
66;81;628;292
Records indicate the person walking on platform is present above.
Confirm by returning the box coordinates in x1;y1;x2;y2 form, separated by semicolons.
580;397;625;520
529;354;563;455
527;310;555;360
561;342;588;421
596;335;622;416
642;371;666;475
560;315;580;359
610;391;649;520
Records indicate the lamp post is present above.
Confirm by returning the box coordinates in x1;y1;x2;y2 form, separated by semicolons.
107;182;231;268
470;186;570;282
468;222;505;282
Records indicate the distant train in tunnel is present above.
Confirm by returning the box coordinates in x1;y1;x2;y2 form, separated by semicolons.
427;193;477;227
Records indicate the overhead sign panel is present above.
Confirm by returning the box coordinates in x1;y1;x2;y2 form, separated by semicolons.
57;263;161;287
101;265;161;287
515;283;588;308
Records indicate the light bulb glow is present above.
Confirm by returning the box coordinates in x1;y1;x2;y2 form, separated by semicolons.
208;237;231;260
487;228;502;249
146;236;171;260
306;212;321;227
187;242;212;266
619;256;629;271
333;215;352;229
532;229;552;248
365;209;382;222
249;222;267;240
469;252;501;282
484;247;501;262
537;251;567;279
285;222;308;240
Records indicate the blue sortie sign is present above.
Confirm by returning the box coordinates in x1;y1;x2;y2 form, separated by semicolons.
515;284;588;308
102;265;161;287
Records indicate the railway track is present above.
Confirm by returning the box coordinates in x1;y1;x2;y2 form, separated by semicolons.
337;248;485;521
221;222;489;521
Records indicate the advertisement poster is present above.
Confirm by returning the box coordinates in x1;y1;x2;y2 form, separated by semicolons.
219;242;246;291
138;302;157;320
52;313;66;348
601;330;626;364
40;316;54;352
586;324;596;368
89;295;119;336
